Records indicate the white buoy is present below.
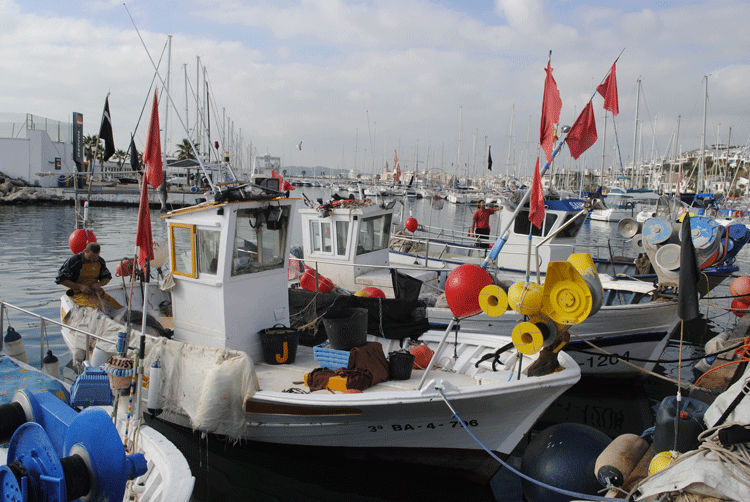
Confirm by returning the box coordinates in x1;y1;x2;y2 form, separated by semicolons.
147;358;162;416
4;327;28;363
42;350;61;380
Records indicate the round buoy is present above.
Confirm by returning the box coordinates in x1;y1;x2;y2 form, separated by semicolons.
42;350;60;380
512;321;544;355
731;298;749;317
444;264;494;318
300;269;334;294
405;217;418;233
478;284;508;317
68;228;97;254
730;276;750;302
152;240;169;269
3;327;27;364
648;450;680;476
520;423;611;502
362;286;386;298
507;281;544;316
116;258;133;278
410;344;434;369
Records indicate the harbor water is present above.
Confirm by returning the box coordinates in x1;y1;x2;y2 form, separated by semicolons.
0;190;747;501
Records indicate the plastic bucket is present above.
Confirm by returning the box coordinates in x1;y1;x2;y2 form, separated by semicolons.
652;395;708;454
321;307;368;351
259;325;299;364
389;351;416;380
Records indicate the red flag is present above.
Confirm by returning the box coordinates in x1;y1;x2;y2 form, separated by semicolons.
394;150;401;182
540;60;562;164
565;101;598;160
529;157;545;228
135;174;153;266
272;170;295;191
142;89;163;189
596;63;619;116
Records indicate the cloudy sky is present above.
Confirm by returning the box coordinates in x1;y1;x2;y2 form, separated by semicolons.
1;0;748;180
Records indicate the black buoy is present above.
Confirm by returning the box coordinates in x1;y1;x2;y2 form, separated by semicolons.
520;423;612;502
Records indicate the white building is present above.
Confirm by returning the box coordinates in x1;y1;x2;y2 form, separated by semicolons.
0;113;76;187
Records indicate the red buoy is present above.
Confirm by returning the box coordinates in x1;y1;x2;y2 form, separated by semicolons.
300;269;334;294
116;258;134;277
410;344;434;369
405;217;418;233
444;264;494;318
362;286;386;298
68;228;97;254
732;298;749;317
730;276;750;302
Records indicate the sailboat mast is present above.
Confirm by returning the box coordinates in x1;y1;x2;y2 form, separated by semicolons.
699;75;708;193
163;35;172;160
632;78;641;190
600;111;608;189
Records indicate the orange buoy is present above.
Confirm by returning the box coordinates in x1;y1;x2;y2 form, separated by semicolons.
362;286;386;298
732;298;749;317
444;264;494;318
116;258;134;277
410;344;434;369
405;217;418;233
730;276;750;302
68;228;97;254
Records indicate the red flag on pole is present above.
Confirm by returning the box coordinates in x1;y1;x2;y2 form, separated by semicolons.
540;60;562;164
272;170;295;191
142;89;163;189
565;100;598;160
135;174;154;265
394;150;401;182
529;157;545;228
596;63;619;116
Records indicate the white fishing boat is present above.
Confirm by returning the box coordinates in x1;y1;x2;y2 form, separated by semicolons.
55;183;581;472
0;302;194;502
294;196;679;377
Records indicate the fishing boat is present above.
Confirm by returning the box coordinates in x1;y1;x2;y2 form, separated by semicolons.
55;183;581;475
589;189;661;222
294;195;680;377
0;302;194;502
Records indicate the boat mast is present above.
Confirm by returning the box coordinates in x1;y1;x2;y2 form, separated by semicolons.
600;111;608;189
631;78;641;190
163;35;172;160
698;75;708;193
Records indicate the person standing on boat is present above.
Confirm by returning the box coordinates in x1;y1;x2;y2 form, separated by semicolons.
56;242;121;311
470;200;496;248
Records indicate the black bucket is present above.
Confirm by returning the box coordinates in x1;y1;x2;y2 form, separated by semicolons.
389;351;416;380
259;324;299;365
321;307;368;351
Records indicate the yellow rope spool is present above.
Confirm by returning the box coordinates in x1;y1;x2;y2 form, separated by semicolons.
507;281;543;316
478;284;508;317
567;253;603;317
512;321;545;355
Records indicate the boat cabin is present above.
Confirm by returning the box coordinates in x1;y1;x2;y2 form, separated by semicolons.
298;200;438;296
164;195;296;358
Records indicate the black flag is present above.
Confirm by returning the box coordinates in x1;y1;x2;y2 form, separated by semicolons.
488;145;493;171
99;95;115;162
678;214;701;320
129;135;141;173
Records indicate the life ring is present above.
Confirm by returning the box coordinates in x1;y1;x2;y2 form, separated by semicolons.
734;210;745;218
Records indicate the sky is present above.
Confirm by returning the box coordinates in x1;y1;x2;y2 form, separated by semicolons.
1;0;749;180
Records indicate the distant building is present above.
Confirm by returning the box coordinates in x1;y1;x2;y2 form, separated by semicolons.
0;112;76;187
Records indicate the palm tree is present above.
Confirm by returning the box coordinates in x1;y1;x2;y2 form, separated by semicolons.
176;139;198;160
301;170;307;178
112;149;127;167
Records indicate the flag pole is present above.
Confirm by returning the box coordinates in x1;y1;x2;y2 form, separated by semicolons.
481;51;624;270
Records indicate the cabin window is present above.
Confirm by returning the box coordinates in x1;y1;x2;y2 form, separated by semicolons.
232;207;288;276
513;210;557;237
357;213;392;255
309;220;333;254
336;221;349;256
197;229;221;275
170;224;197;278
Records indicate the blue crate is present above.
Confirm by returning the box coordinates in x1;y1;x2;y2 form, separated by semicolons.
314;343;350;369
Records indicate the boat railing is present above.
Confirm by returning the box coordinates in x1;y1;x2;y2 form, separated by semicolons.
0;300;154;371
299;258;447;293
